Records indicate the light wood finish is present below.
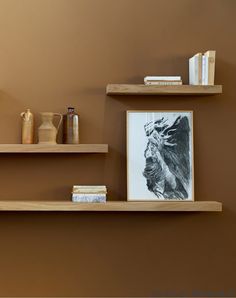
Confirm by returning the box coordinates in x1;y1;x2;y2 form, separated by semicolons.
0;144;108;153
106;84;222;95
0;201;222;211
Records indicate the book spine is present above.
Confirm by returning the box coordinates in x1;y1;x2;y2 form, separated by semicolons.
202;56;208;85
73;191;107;194
73;185;107;189
204;50;216;85
72;194;106;203
145;81;182;85
73;186;107;193
189;56;195;85
208;56;215;85
202;55;205;84
144;76;181;81
198;53;202;84
194;55;200;85
189;53;202;85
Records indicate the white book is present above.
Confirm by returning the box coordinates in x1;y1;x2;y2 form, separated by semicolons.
145;81;182;86
189;53;202;85
73;185;106;189
73;191;107;195
72;193;106;203
144;76;181;82
189;56;196;85
203;50;216;85
202;55;207;85
73;185;107;192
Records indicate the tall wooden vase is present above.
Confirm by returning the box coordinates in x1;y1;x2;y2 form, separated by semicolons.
38;112;62;144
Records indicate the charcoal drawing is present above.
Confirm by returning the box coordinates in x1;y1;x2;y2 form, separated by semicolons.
127;111;194;201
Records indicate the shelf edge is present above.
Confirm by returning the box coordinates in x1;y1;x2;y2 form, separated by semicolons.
0;144;109;153
106;84;223;95
0;201;223;212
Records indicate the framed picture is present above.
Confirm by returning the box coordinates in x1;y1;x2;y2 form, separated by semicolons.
127;111;194;201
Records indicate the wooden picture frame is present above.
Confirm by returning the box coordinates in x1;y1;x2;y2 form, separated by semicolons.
127;110;194;201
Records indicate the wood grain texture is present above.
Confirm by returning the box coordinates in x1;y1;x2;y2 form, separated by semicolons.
0;201;222;211
0;144;108;153
106;84;222;95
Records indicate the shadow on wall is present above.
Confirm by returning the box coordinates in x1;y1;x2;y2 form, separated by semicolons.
120;54;189;84
0;90;25;143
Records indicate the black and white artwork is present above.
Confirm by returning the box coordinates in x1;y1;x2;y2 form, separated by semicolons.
127;111;194;201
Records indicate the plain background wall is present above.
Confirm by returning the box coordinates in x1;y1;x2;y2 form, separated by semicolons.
0;0;235;296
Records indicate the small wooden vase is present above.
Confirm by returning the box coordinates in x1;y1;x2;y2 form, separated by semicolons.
38;112;62;144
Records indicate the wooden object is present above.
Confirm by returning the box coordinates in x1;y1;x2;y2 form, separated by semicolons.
106;84;222;95
0;144;108;153
0;201;222;211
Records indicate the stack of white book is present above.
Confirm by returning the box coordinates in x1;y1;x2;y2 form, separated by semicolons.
72;185;107;203
144;76;182;85
189;50;216;85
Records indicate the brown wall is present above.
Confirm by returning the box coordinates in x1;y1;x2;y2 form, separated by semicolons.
0;0;235;296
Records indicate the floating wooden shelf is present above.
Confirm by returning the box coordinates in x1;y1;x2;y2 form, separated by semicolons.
0;144;108;153
106;84;222;95
0;201;222;211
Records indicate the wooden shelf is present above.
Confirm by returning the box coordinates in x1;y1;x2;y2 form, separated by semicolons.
0;144;108;153
106;84;222;95
0;201;222;211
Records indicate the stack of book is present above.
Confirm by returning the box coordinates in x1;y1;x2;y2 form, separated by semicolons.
189;50;216;85
72;185;107;203
144;76;182;85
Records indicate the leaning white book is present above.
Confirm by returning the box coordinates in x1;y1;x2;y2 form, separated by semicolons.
189;56;196;84
72;193;106;203
189;53;202;85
